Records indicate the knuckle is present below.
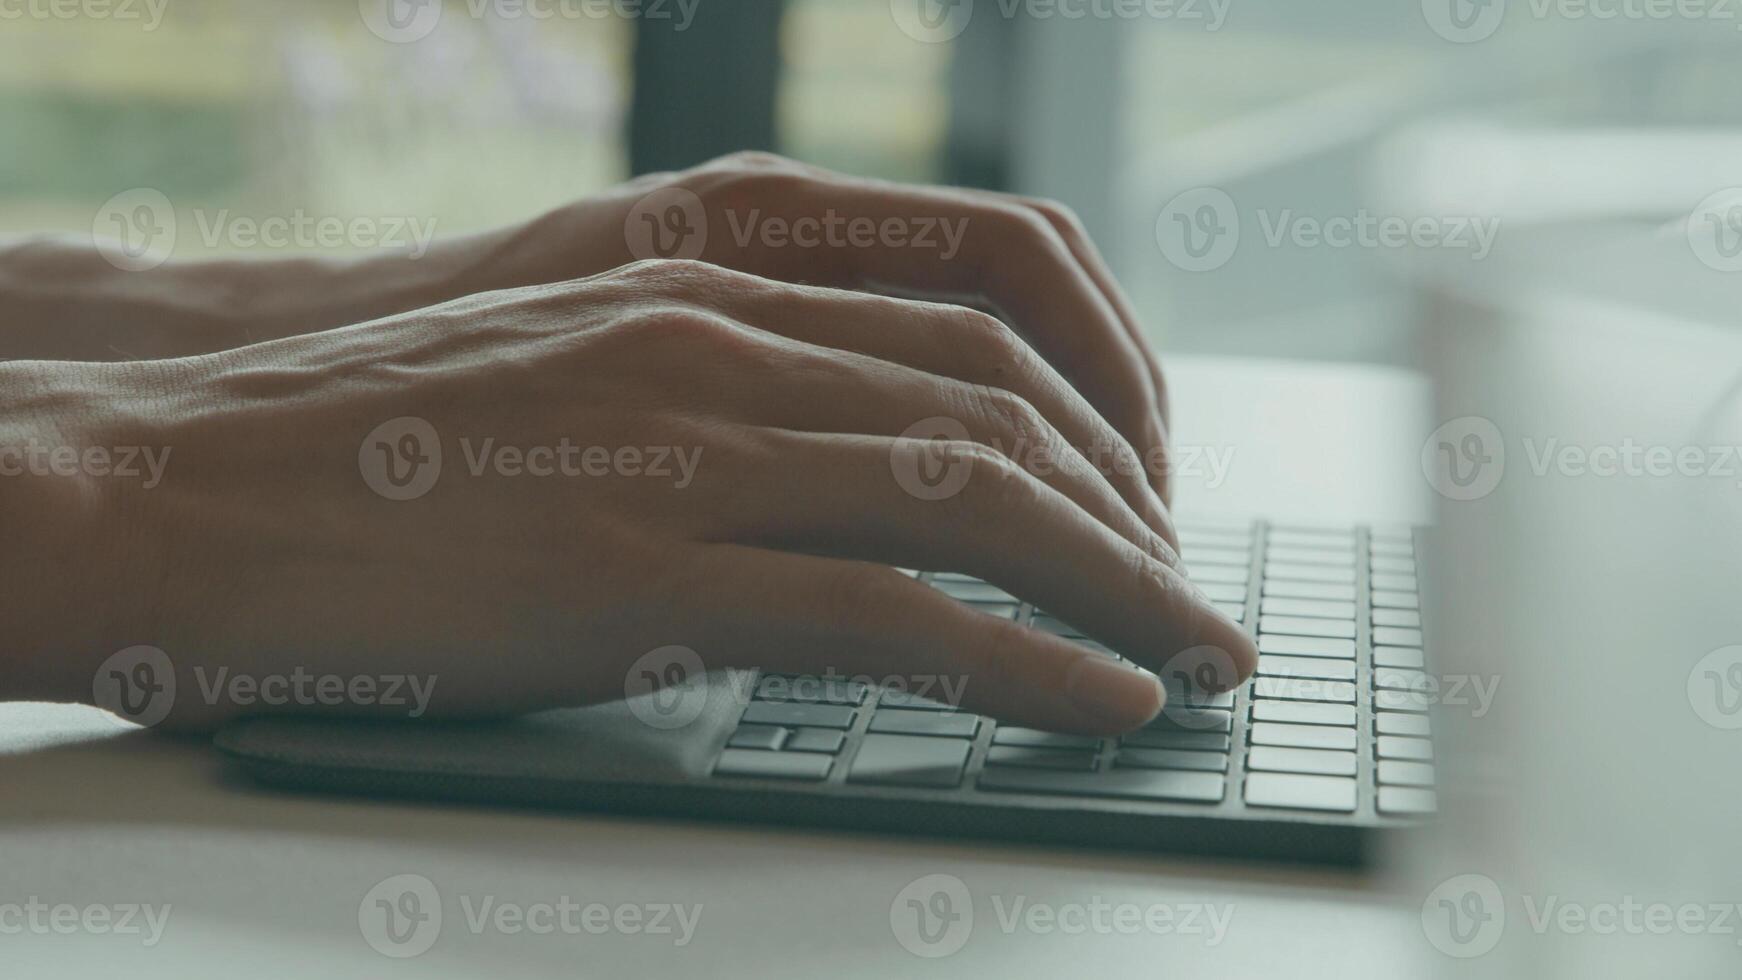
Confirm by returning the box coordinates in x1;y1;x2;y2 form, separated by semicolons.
1096;426;1147;482
1146;556;1205;640
709;167;814;216
1023;196;1086;237
620;306;756;357
940;439;1010;478
991;202;1066;253
978;387;1047;445
715;150;794;172
614;257;734;289
945;306;1027;373
958;442;1045;514
1147;442;1173;484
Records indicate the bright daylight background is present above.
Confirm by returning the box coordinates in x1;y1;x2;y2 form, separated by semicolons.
3;0;1740;365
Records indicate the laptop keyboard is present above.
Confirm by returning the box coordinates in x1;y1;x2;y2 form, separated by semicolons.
711;519;1436;822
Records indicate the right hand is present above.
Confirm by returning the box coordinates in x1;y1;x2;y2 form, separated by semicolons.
74;259;1255;731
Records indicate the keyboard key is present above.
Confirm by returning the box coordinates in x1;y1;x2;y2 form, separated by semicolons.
1264;563;1356;584
877;690;956;711
1373;646;1425;669
1211;601;1246;622
741;702;857;729
727;725;789;751
977;766;1225;803
786;727;848;754
1193;581;1248;603
1118;730;1230;752
1244;772;1357;812
1251;701;1357;727
755;675;867;705
1375;712;1431;737
1185;564;1247;584
1371;573;1418;592
1377;759;1436;787
869;709;980;739
1370;589;1419;609
964;601;1023;620
934;579;1017;602
714;748;832;781
990;726;1101;750
1258;634;1355;659
1375;689;1433;712
1263;580;1356;601
984;746;1097;771
1259;616;1356;639
1250;722;1357;751
1374;668;1433;692
1378;786;1437;815
1178;517;1253;534
1115;748;1228;773
1372;607;1422;628
1369;556;1416;574
1150;705;1233;733
1183;546;1252;567
1253;677;1357;703
1246;746;1357;776
1257;655;1356;681
847;734;971;788
929;571;979;582
1368;538;1414;557
1265;546;1355;567
1072;638;1117;657
1179;530;1251;550
1029;614;1086;637
1157;687;1235;711
1261;597;1357;620
1373;626;1424;647
1267;529;1355;549
1376;735;1433;760
1368;524;1414;541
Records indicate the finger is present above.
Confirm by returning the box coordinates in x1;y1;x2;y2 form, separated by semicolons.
680;168;1169;494
714;336;1176;567
682;544;1168;734
722;429;1255;680
974;191;1175;502
657;263;1175;547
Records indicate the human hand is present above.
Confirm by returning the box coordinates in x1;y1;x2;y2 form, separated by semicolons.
35;260;1252;731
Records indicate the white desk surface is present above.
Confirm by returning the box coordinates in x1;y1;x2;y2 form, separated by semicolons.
0;355;1435;979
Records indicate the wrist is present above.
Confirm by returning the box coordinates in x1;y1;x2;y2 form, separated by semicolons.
0;360;179;703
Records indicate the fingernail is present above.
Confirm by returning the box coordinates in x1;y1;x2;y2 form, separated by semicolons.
1065;655;1166;727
